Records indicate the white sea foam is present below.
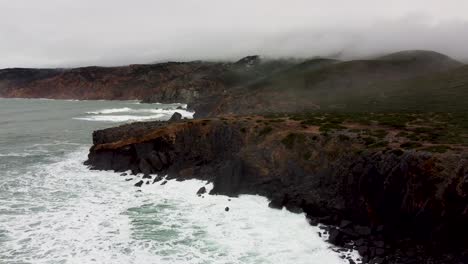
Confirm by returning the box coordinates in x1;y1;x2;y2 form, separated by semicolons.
77;107;193;122
0;152;34;157
0;148;360;264
74;114;164;122
86;107;190;115
86;107;134;114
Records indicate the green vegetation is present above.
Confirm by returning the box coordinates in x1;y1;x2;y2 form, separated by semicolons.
421;145;452;153
281;112;468;145
401;142;423;149
228;51;467;116
368;141;389;149
319;123;346;133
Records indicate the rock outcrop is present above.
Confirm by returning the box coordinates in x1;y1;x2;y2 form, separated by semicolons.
85;115;468;263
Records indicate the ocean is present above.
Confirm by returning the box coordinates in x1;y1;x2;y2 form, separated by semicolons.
0;98;356;264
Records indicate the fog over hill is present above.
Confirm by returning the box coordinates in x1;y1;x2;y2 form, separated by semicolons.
1;0;468;68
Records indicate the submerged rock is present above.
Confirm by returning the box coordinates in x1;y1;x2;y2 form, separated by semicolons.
134;180;144;187
196;187;206;196
152;175;164;184
169;112;182;122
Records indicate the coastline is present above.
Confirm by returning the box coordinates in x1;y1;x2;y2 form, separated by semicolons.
85;114;468;264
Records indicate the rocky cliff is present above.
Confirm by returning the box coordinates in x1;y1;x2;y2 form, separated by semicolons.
1;51;466;117
86;113;468;263
0;62;228;104
0;56;297;114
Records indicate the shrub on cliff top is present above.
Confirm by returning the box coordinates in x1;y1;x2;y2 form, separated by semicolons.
281;133;306;149
421;145;452;153
258;126;273;137
401;141;423;149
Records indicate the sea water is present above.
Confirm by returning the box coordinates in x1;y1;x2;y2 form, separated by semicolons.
0;98;358;264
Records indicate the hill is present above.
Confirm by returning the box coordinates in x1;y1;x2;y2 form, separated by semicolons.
0;50;466;116
206;51;465;116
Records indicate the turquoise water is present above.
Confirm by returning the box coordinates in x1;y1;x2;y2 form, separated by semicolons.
0;98;355;264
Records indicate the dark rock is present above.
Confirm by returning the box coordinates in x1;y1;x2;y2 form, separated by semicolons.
134;180;144;187
358;246;368;256
120;173;128;176
362;256;369;263
355;238;365;247
340;227;359;238
139;159;153;175
375;248;386;256
225;207;229;212
169;112;182;122
160;180;168;185
373;241;385;248
146;181;150;185
375;225;384;233
176;106;184;110
235;55;261;66
308;218;319;226
354;226;372;236
286;205;303;214
328;228;344;245
152;175;164;184
197;187;207;196
142;174;152;179
268;196;283;209
125;178;133;181
340;220;352;229
369;257;384;264
318;216;335;225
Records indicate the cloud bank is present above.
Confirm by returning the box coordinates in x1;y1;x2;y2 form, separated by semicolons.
1;0;468;68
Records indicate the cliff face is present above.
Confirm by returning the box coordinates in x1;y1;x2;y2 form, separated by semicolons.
2;51;466;118
0;62;227;105
85;115;468;263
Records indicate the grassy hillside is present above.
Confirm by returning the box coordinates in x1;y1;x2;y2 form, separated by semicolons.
211;51;467;115
337;65;468;112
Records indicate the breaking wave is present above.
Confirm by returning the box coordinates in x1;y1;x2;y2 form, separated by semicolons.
76;107;193;122
0;148;358;263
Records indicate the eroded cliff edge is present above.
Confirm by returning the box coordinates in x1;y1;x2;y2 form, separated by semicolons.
85;113;468;263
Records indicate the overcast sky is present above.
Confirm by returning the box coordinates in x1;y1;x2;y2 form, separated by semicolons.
1;0;468;68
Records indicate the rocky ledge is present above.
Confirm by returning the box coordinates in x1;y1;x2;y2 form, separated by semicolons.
85;113;468;263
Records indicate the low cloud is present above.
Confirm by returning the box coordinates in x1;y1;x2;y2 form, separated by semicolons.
1;0;468;68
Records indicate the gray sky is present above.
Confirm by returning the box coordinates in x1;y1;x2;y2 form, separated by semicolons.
1;0;468;68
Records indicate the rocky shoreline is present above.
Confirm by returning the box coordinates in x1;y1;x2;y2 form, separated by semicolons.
85;114;468;264
4;49;467;263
